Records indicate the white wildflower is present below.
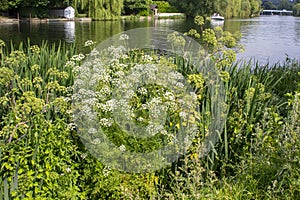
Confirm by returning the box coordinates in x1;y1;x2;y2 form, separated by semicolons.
137;87;147;95
99;118;113;127
88;128;97;134
137;117;145;122
114;71;125;78
164;91;175;101
64;60;75;68
119;34;129;41
71;54;85;62
141;104;148;110
175;82;185;88
146;123;164;136
142;54;153;62
81;153;87;159
99;86;111;96
67;123;77;130
179;111;188;118
92;138;101;144
103;166;111;177
84;40;95;47
119;144;126;152
66;167;71;173
72;65;80;74
90;49;99;57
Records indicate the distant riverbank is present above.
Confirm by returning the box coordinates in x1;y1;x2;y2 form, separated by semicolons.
0;13;185;24
0;16;92;23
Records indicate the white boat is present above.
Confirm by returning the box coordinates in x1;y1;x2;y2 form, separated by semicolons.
211;13;224;21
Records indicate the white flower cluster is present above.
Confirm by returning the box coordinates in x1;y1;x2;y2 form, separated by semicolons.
88;128;97;134
137;87;147;95
163;91;175;101
146;123;165;136
90;49;100;57
71;54;85;62
64;60;75;69
119;144;126;152
99;118;114;127
119;34;129;41
71;42;199;145
103;165;111;177
84;40;95;47
108;46;127;60
141;54;154;63
92;138;101;145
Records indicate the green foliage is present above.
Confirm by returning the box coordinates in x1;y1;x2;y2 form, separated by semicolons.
168;0;261;18
278;0;293;10
168;0;216;17
91;0;123;20
1;14;300;199
0;40;162;199
152;1;178;13
0;0;9;11
123;0;151;15
293;3;300;16
262;1;277;9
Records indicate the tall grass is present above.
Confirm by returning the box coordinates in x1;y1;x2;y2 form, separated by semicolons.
0;40;78;199
155;58;300;199
0;38;299;199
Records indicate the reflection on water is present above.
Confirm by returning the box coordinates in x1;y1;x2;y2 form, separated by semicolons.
225;16;300;64
64;21;75;43
211;20;224;28
0;16;299;63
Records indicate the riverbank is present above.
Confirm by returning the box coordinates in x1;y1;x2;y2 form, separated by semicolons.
0;17;19;23
121;13;185;20
0;13;185;24
0;17;92;23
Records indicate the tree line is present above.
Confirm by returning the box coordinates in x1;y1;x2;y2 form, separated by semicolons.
1;0;300;21
168;0;262;18
262;0;300;16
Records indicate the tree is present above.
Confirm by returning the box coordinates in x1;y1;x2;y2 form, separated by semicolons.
250;0;261;16
262;1;277;9
0;0;9;11
123;0;151;15
73;0;123;20
88;0;123;19
168;0;261;18
278;0;293;10
168;0;222;17
293;3;300;15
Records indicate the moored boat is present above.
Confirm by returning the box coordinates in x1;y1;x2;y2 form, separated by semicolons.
211;13;224;21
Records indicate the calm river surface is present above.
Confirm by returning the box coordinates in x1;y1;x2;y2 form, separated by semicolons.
0;15;299;64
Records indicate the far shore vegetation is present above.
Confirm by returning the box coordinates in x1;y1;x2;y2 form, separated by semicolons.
1;0;300;20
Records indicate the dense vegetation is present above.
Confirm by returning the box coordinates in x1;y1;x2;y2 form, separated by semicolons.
2;0;300;19
168;0;262;18
293;0;300;16
0;15;300;199
262;0;300;16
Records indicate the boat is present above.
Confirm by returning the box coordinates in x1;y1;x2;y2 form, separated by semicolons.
211;13;224;21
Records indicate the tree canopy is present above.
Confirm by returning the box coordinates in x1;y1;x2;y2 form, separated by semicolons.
168;0;262;18
0;0;124;20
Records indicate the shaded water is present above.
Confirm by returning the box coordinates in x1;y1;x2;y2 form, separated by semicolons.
0;16;299;64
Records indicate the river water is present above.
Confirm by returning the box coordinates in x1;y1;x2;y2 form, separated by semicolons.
0;15;299;64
